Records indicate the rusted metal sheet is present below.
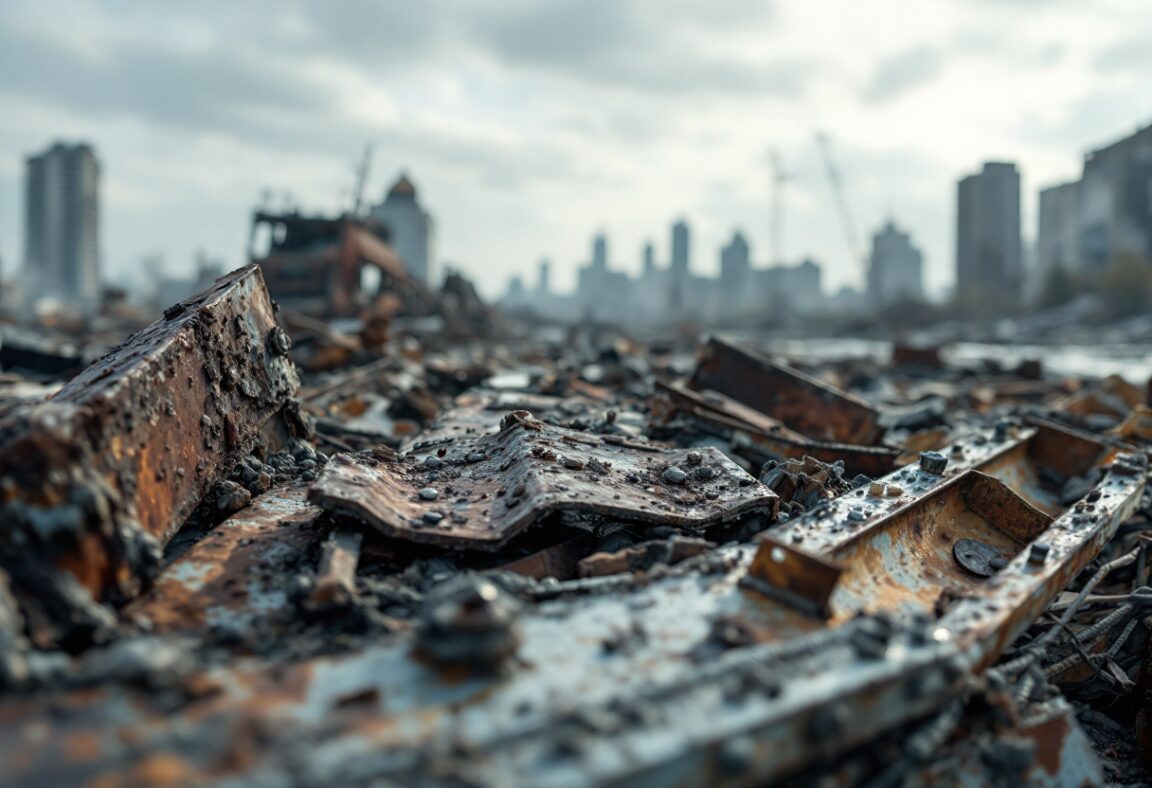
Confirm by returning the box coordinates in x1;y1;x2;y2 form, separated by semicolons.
311;416;776;550
652;380;900;477
306;530;362;610
1060;373;1144;418
125;487;322;635
690;336;886;444
0;436;1141;787
0;266;299;638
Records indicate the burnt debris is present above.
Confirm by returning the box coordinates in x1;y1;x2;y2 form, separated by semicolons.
0;275;1149;787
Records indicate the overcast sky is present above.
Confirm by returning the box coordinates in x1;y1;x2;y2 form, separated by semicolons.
1;0;1150;299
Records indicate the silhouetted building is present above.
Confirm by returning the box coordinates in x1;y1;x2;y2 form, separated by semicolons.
867;220;924;307
669;219;690;310
23;142;101;308
535;259;551;295
755;258;823;314
1036;181;1081;276
719;231;751;310
371;173;434;286
956;162;1022;307
642;241;656;274
1078;123;1152;268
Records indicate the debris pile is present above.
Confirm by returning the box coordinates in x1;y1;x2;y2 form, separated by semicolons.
0;268;1149;786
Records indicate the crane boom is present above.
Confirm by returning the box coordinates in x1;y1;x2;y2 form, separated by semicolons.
813;132;864;271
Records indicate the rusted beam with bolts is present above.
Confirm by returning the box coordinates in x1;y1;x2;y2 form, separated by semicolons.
0;265;299;640
690;336;886;445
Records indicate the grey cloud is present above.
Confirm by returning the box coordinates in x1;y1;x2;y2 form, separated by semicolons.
469;0;804;97
0;26;337;140
862;48;942;103
1093;35;1152;72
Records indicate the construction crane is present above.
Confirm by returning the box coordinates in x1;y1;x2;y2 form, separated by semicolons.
768;149;789;265
350;143;375;218
813;131;865;274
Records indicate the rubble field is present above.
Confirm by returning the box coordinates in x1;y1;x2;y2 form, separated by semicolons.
1;266;1150;787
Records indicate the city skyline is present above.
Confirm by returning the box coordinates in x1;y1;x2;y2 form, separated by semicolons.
1;1;1151;299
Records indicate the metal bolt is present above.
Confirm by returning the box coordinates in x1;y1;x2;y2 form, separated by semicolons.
267;326;292;356
1027;543;1050;565
919;451;948;475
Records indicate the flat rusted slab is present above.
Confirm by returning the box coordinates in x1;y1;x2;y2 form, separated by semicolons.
310;418;776;550
0;265;298;620
125;487;322;635
690;336;885;445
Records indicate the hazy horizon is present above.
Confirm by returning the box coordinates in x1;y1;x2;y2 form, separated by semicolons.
2;0;1150;300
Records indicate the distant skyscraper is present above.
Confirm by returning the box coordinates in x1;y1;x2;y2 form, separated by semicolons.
371;173;434;286
956;162;1022;307
669;219;690;309
592;233;608;271
23;141;101;307
671;220;689;274
1036;182;1081;276
719;231;751;309
537;258;551;294
1076;122;1152;269
867;220;924;307
642;242;656;274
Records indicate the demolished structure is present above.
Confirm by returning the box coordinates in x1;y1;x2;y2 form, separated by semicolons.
0;270;1150;786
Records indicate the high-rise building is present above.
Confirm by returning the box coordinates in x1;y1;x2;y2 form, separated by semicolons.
1036;182;1081;276
23;142;101;307
867;220;924;307
371;173;434;286
536;259;551;295
669;219;690;310
956;162;1022;307
642;242;656;274
1077;123;1152;269
592;233;608;271
719;231;751;310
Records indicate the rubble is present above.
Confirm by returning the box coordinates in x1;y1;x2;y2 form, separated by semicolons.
0;274;1149;786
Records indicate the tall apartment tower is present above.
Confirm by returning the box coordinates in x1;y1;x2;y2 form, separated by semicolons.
955;162;1022;307
867;220;924;307
669;219;690;309
371;173;434;286
23;142;102;307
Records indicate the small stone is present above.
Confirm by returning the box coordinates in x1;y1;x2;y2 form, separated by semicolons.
663;466;687;484
694;465;715;481
685;451;703;466
424;456;443;469
419;487;440;501
561;455;586;470
423;511;445;525
466;451;485;463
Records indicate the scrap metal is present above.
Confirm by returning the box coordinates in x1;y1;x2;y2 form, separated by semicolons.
690;335;886;444
310;415;777;550
0;282;1149;786
0;265;298;645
